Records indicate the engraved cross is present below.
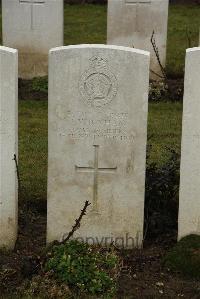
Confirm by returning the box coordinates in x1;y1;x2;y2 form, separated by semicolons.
125;0;151;32
19;0;45;30
75;145;117;213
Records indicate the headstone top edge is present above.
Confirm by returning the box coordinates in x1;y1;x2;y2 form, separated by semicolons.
49;44;150;57
186;47;200;54
0;46;18;54
3;0;63;2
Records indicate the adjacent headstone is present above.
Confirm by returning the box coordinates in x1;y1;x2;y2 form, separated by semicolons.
2;0;63;79
0;46;18;249
179;47;200;240
107;0;169;80
47;45;149;248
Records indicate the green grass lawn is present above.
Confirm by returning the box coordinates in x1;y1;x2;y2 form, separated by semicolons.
166;5;200;76
148;102;182;164
19;101;48;203
64;4;107;45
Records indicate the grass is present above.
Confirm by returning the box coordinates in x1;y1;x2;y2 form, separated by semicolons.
148;102;182;164
19;101;48;203
64;4;107;45
166;4;200;77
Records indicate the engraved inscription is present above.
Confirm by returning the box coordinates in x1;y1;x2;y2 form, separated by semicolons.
79;56;117;108
55;107;135;143
19;0;45;30
75;145;117;212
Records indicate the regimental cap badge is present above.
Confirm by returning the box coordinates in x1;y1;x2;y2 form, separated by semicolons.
89;56;108;71
79;56;118;109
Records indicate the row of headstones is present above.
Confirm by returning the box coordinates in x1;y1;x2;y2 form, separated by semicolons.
0;44;199;250
2;0;169;79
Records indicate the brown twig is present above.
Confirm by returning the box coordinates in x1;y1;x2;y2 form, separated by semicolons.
41;200;91;269
13;153;30;225
150;69;165;80
143;206;150;243
61;200;91;244
151;30;167;80
13;154;21;194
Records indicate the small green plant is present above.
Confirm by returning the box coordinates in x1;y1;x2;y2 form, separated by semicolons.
163;234;200;279
149;82;168;102
32;77;48;93
45;240;119;296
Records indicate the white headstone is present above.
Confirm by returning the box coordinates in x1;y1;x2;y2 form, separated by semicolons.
47;45;149;248
107;0;169;80
179;47;200;240
0;46;18;249
2;0;63;79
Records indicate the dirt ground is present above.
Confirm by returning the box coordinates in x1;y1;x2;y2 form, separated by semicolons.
119;243;200;298
0;204;199;299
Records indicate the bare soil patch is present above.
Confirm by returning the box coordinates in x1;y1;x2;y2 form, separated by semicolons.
0;205;199;298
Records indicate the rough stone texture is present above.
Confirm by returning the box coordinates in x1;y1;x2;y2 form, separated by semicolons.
47;44;149;248
107;0;169;80
2;0;63;79
0;46;18;249
179;47;200;240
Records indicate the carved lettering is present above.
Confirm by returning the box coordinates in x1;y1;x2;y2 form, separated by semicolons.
55;108;135;143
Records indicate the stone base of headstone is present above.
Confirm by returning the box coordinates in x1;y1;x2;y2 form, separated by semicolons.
19;52;48;79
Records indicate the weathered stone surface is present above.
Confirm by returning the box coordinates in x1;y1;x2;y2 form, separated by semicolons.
0;46;18;249
2;0;63;79
107;0;169;80
47;44;149;248
179;47;200;240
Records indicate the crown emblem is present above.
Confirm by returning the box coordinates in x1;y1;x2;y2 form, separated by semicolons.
89;56;108;71
79;56;118;108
